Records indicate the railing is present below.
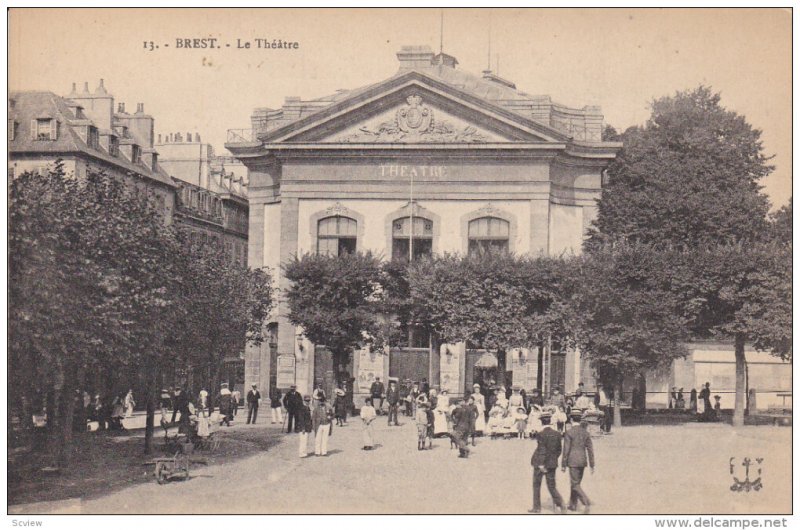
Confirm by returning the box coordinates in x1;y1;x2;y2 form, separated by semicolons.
226;129;255;143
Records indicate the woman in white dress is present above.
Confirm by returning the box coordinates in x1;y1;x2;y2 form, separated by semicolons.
433;390;451;436
360;397;377;450
471;384;486;434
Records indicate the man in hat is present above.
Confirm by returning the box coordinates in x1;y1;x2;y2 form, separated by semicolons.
217;383;233;427
283;385;303;433
370;377;385;413
298;395;313;457
311;396;334;456
246;384;261;425
450;396;473;458
530;413;566;514
562;415;595;514
333;387;348;426
386;380;401;426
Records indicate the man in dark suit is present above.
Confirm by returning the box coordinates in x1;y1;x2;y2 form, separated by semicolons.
246;384;261;425
451;397;473;458
529;414;566;514
562;418;595;513
283;385;303;433
370;377;385;413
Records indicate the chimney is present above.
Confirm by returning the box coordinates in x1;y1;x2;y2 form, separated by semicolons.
95;79;108;95
82;82;91;95
68;83;78;96
136;103;144;114
118;102;126;113
396;45;435;70
187;132;193;142
432;53;458;68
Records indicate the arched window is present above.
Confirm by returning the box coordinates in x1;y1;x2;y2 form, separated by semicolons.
317;216;357;256
468;216;510;255
392;216;433;261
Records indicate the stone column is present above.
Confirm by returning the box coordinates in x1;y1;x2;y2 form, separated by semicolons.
278;197;302;391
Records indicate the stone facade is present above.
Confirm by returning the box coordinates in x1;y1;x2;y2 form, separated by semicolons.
157;134;249;267
226;45;621;399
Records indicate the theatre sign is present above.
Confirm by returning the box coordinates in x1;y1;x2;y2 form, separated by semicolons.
226;45;621;399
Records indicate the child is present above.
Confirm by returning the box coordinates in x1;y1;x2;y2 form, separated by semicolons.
714;395;721;421
416;401;430;450
514;406;528;440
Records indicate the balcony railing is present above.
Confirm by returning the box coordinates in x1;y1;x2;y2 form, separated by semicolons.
226;129;256;143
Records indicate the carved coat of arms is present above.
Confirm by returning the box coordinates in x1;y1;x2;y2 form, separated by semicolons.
397;95;432;133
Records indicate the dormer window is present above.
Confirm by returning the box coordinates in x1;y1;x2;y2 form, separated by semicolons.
33;118;57;141
87;126;99;149
131;145;141;164
108;136;119;157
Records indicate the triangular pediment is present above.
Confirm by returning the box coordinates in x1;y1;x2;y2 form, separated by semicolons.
263;72;570;145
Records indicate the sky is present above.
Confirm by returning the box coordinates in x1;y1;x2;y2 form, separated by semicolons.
8;8;792;208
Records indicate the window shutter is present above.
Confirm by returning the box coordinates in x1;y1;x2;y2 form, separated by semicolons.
51;120;58;141
30;120;37;140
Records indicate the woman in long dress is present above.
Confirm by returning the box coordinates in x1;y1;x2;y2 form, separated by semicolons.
433;390;451;436
470;384;486;434
360;397;376;449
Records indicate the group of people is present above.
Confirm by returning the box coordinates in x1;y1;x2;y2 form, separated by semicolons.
77;389;136;432
666;382;721;421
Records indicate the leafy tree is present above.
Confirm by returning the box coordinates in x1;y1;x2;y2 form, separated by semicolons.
391;253;571;387
283;252;384;379
672;243;791;426
586;86;788;426
9;164;182;462
770;198;792;246
588;86;772;249
568;243;690;427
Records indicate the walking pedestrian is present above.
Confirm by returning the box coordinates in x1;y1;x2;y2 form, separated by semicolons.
415;400;431;450
110;396;125;431
597;386;613;433
370;377;385;414
562;417;595;514
450;397;472;458
387;380;401;426
360;397;377;450
311;397;334;456
333;388;348;426
217;383;233;427
124;389;135;419
269;385;283;425
298;395;313;458
231;388;241;418
529;413;566;514
246;384;261;424
283;385;303;433
312;382;327;407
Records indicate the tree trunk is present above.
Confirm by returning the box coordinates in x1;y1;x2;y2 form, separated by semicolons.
613;378;623;429
144;363;157;455
732;334;747;427
429;332;441;388
56;380;76;467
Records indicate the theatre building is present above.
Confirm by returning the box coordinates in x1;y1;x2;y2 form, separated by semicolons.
226;45;622;400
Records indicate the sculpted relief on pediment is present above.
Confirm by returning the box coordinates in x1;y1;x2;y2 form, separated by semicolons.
331;94;503;144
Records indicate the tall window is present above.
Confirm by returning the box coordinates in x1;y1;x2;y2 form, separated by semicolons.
468;216;510;255
35;118;54;140
317;216;357;256
392;216;433;261
87;126;99;149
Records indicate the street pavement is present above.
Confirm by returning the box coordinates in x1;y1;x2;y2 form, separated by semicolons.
9;413;791;515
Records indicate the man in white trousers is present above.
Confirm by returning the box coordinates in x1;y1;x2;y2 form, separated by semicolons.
298;395;313;458
311;396;333;456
